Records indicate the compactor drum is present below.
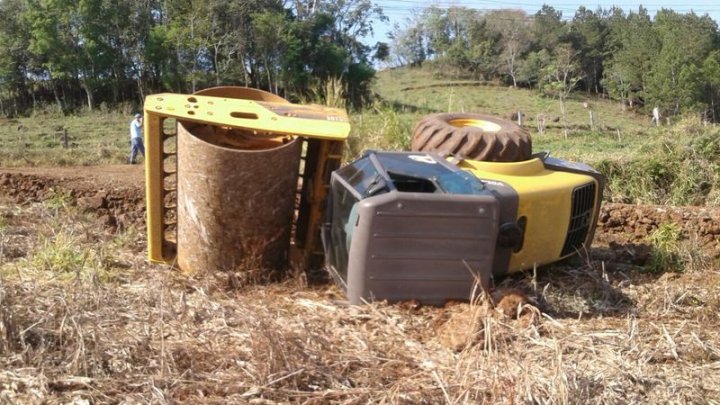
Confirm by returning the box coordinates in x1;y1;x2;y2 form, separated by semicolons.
143;87;349;275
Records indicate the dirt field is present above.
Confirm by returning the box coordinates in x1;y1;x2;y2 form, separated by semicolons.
0;166;718;403
1;166;718;265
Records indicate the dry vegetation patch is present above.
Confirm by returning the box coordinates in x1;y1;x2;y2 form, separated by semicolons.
0;195;718;403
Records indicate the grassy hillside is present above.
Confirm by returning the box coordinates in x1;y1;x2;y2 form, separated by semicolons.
369;67;663;161
360;67;720;207
0;69;718;206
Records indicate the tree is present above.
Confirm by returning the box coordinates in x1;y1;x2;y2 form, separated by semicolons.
421;6;451;59
206;0;286;89
485;9;532;87
76;0;117;110
462;16;499;79
165;0;217;93
0;0;388;114
390;19;427;67
532;5;565;53
11;1;720;117
252;10;287;94
373;42;390;62
316;0;385;63
0;0;31;114
603;7;659;107
25;0;83;112
516;49;550;87
645;10;718;114
570;7;608;93
279;0;383;107
541;44;581;138
702;51;720;121
602;60;633;110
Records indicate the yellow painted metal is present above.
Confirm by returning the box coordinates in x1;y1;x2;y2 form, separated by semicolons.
145;93;350;140
305;139;343;262
193;86;289;102
460;158;599;272
289;138;344;267
144;113;168;264
144;87;350;267
449;118;502;132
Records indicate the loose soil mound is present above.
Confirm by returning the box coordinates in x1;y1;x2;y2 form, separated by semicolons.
597;203;720;259
0;166;146;230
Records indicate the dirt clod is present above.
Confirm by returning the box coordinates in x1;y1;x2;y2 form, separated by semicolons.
597;203;720;258
494;289;531;319
78;195;106;210
436;289;540;351
0;167;146;231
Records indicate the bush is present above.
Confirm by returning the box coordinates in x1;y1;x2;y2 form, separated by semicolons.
32;231;87;274
594;135;720;207
647;223;683;273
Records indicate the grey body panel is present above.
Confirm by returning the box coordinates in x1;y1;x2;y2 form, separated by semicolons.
345;191;498;305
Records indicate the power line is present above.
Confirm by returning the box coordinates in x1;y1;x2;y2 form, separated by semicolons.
374;0;720;17
368;0;720;44
378;0;720;10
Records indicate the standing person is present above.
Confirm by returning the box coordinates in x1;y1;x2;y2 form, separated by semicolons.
651;106;661;126
129;113;145;164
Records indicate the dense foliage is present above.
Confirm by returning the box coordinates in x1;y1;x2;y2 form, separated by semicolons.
2;1;720;120
390;6;720;120
0;0;385;114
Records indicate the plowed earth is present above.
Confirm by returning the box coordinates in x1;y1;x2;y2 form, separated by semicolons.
1;165;718;265
0;165;146;231
1;165;719;403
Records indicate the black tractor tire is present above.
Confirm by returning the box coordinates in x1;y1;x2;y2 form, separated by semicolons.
411;113;532;162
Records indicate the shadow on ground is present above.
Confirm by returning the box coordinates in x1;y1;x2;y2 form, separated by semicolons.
494;241;675;320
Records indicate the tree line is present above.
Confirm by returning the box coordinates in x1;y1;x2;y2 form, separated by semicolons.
2;1;720;120
391;5;720;121
0;0;385;115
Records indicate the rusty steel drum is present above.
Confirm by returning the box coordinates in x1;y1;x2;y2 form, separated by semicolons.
176;120;301;275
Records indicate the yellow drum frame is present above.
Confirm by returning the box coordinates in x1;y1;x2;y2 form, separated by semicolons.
144;87;349;270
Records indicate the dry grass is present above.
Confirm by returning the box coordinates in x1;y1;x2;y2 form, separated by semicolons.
0;199;719;403
1;268;718;403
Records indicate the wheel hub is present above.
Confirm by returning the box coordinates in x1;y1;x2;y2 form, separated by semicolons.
449;118;502;132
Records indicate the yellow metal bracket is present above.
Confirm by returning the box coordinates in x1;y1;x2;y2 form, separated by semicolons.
145;93;350;139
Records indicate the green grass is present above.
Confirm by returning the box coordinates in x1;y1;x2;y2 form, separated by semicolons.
374;66;652;157
0;109;132;167
346;103;413;159
44;188;74;209
647;223;683;273
0;199;135;284
32;230;89;274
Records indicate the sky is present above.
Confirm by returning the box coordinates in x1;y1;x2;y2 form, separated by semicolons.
368;0;720;44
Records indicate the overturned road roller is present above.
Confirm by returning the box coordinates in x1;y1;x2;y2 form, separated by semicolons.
144;87;605;306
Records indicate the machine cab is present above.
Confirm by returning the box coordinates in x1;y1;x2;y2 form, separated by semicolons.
323;151;499;304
